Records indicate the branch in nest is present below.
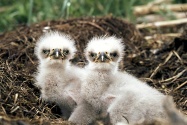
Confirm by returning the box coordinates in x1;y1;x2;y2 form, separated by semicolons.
134;4;187;16
136;18;187;29
144;33;181;40
137;12;186;23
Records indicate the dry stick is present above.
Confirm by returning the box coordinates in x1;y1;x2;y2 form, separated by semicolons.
140;77;155;83
1;106;7;114
134;4;187;16
174;80;187;91
160;69;186;84
5;60;11;72
136;18;187;29
4;89;13;102
78;21;106;32
150;52;173;78
10;106;20;113
13;93;18;105
144;33;182;40
137;12;187;23
173;50;184;64
25;51;35;64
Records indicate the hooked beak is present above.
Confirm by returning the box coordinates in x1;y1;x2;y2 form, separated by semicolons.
50;49;63;59
54;49;59;58
96;52;112;63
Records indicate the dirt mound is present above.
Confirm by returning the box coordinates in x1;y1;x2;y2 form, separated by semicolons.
0;16;186;125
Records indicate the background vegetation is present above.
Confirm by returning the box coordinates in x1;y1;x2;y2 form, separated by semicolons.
0;0;186;33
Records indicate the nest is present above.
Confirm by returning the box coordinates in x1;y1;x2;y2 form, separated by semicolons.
0;16;186;125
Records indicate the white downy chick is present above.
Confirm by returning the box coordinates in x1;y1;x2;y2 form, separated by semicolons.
82;35;125;110
69;36;125;124
117;96;187;125
69;35;169;125
34;31;84;118
107;72;167;125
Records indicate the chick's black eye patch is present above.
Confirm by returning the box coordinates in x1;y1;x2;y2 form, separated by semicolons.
110;52;118;57
89;52;96;57
63;49;69;55
42;49;50;54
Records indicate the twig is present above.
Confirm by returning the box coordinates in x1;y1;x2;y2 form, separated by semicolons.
144;33;182;40
150;52;173;78
10;106;20;113
78;21;106;32
172;50;183;65
137;12;186;23
25;51;35;65
134;4;187;16
174;80;187;91
136;18;187;29
140;77;155;83
5;89;13;102
160;69;186;84
1;105;7;114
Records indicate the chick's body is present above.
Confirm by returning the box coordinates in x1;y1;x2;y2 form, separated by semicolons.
34;31;83;118
37;63;81;109
69;35;169;125
69;36;125;124
81;69;112;110
108;71;167;124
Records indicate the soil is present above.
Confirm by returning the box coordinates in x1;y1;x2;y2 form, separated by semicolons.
0;16;186;125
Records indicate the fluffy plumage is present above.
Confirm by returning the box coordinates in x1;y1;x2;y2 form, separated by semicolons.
34;31;84;118
116;96;187;125
107;72;167;124
69;36;125;124
69;35;168;125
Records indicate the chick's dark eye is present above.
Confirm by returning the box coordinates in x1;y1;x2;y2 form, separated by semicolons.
63;49;69;55
89;52;96;57
42;49;50;54
110;52;118;57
